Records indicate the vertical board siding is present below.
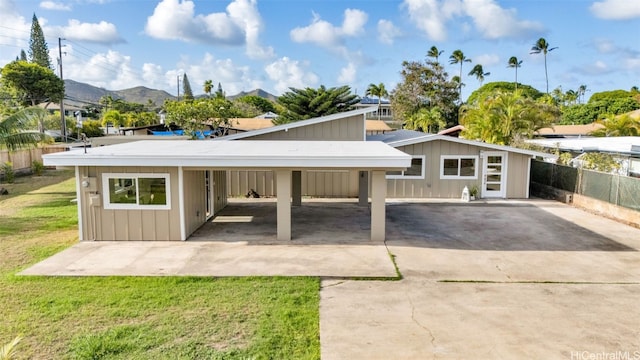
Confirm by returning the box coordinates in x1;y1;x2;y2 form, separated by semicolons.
84;166;181;241
212;170;228;213
226;169;358;197
183;170;207;238
246;115;364;141
387;140;530;199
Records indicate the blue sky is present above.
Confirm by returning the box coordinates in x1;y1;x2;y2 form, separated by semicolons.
0;0;638;101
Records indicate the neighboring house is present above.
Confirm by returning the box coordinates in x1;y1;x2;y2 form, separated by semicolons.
535;123;604;138
369;130;553;199
527;136;640;177
355;96;394;123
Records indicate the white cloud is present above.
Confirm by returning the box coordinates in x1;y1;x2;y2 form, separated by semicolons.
0;0;31;64
39;1;71;11
461;0;544;39
227;0;274;60
473;53;500;67
63;46;141;90
593;38;617;54
264;57;319;94
590;0;640;20
49;19;124;44
290;8;368;48
337;62;356;84
402;0;543;41
377;19;402;45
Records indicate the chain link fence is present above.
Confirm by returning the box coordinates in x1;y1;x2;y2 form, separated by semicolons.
531;160;640;211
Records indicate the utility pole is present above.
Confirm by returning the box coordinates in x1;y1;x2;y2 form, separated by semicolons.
58;37;66;142
176;75;181;101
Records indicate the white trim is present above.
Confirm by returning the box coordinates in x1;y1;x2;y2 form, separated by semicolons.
75;166;83;241
388;134;556;159
481;151;508;198
217;106;377;141
101;173;171;210
526;157;532;199
178;166;186;241
440;155;479;180
386;155;426;179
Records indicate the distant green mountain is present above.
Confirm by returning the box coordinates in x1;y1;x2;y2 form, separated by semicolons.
64;79;277;108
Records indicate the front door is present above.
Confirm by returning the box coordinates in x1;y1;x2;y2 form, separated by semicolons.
482;152;507;198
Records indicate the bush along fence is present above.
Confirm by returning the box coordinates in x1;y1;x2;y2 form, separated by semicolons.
531;159;640;212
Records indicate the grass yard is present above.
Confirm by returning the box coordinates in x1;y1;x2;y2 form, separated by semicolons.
0;170;320;359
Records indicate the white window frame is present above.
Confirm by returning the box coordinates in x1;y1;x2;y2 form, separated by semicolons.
440;155;479;179
386;155;426;179
102;173;171;210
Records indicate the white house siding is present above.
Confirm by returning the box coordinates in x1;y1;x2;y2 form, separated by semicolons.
79;166;181;241
183;170;207;237
245;115;364;141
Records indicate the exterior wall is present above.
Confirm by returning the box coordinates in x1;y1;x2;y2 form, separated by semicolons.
244;115;365;141
387;140;531;199
212;170;228;212
78;166;181;241
183;170;207;237
226;169;358;197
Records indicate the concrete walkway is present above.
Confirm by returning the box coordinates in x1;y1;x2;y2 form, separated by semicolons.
20;241;396;277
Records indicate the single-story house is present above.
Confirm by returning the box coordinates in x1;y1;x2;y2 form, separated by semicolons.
44;106;555;242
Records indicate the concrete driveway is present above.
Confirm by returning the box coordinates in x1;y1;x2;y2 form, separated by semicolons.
321;199;640;359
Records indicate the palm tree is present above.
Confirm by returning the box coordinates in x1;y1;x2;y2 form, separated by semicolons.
365;83;389;120
0;107;48;151
507;56;523;91
577;84;589;103
203;80;213;97
530;38;558;94
427;46;444;64
590;113;640;137
468;64;490;86
449;49;472;101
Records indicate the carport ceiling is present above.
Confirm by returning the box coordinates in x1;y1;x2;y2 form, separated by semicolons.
44;140;411;169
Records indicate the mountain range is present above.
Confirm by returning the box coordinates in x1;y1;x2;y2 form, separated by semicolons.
63;79;277;108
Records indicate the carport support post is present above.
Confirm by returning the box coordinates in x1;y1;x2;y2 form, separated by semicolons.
276;170;292;241
370;170;386;241
292;171;302;207
358;171;368;207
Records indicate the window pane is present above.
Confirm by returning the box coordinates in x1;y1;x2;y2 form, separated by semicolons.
138;177;167;205
405;158;423;176
443;159;459;176
460;158;475;177
108;178;136;204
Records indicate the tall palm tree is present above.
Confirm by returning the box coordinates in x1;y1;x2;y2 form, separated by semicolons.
203;80;213;97
530;38;558;94
0;107;48;151
468;64;490;86
577;84;588;103
427;46;444;64
590;113;640;137
507;56;523;91
449;49;472;101
365;83;389;120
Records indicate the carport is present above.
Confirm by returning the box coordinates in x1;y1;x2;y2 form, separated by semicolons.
43;140;411;242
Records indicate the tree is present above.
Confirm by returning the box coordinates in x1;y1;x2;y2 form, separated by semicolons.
365;83;389;120
577;84;588;103
203;80;213;97
236;95;276;114
390;60;459;127
530;37;558;94
468;64;490;86
215;82;225;99
590;113;640;137
460;91;558;145
507;56;523;90
449;49;472;102
163;97;232;137
182;74;194;101
403;106;445;133
101;110;127;128
467;81;543;105
275;85;360;124
427;46;444;64
0;107;49;151
19;50;27;61
1;61;64;107
28;14;52;69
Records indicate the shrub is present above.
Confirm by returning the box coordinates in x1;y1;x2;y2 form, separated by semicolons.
1;162;15;183
31;160;44;176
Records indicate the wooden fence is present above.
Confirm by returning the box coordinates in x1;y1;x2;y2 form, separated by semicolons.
0;146;66;174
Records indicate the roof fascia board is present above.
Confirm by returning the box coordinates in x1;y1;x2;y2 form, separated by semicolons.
388;134;556;159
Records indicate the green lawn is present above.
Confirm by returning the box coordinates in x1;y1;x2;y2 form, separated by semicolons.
0;170;320;359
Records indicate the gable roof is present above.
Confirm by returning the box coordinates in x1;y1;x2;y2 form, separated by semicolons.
217;106;377;140
535;123;604;137
374;131;556;159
